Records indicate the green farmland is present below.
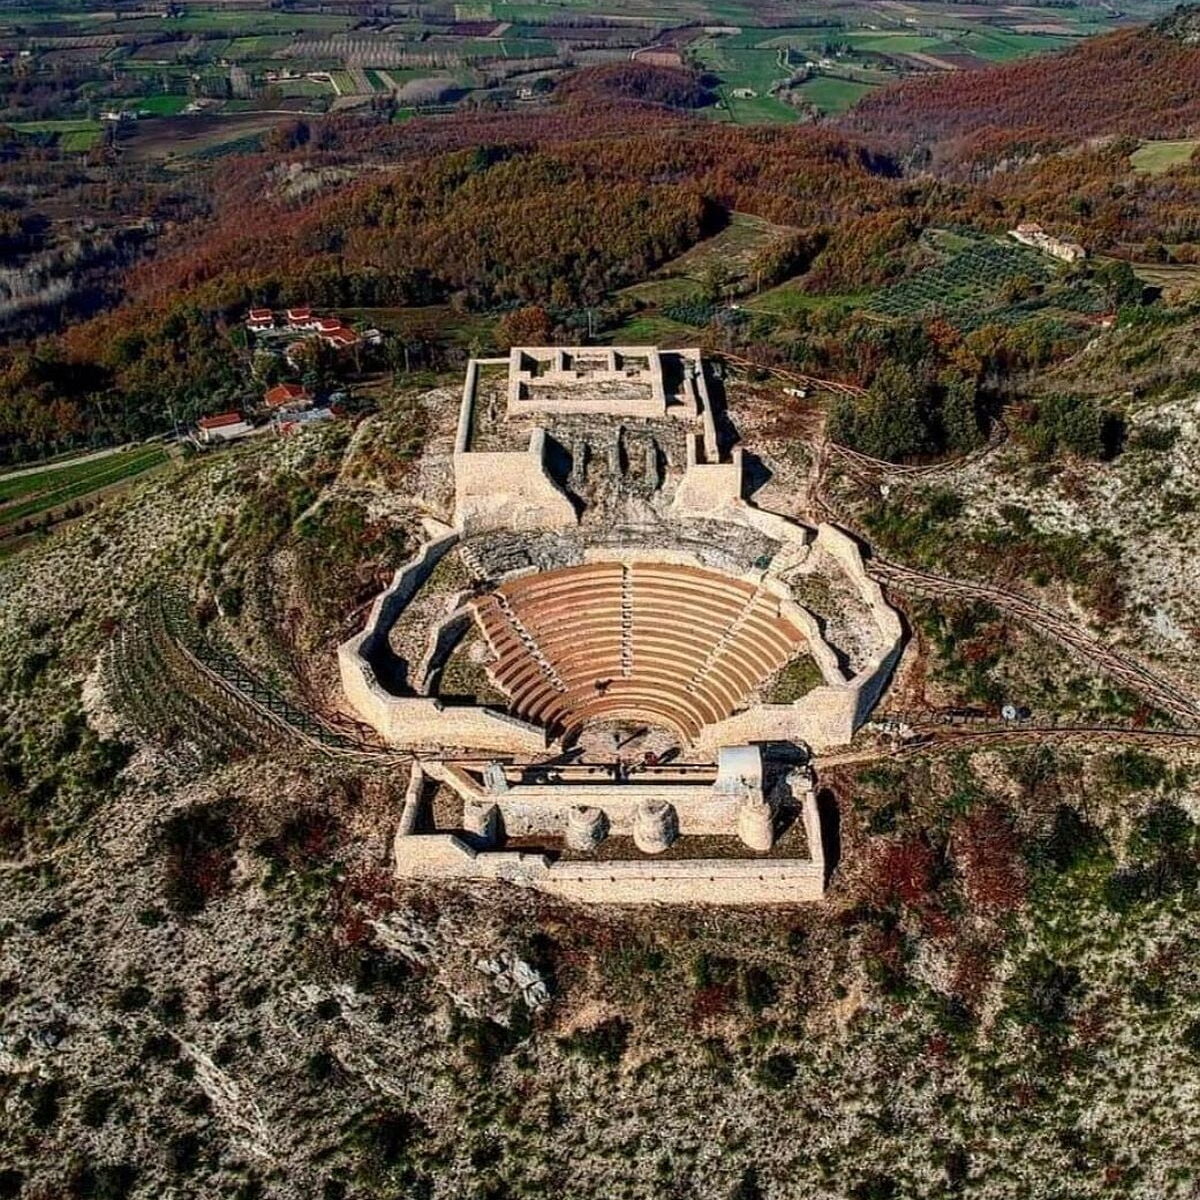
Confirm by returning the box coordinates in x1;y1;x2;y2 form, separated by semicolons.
865;231;1110;330
797;76;875;113
0;445;170;533
1131;139;1200;174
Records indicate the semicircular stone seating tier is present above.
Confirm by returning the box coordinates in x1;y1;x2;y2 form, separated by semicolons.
469;561;808;742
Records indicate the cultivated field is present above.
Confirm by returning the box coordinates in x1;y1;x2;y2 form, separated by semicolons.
1131;138;1200;174
0;445;170;551
0;0;1167;147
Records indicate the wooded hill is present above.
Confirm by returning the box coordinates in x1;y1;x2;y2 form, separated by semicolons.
843;20;1200;171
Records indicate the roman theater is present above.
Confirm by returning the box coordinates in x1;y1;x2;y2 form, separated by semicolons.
339;347;903;904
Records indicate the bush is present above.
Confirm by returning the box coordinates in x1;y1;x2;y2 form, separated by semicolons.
1128;796;1195;854
829;363;983;463
1104;750;1167;792
161;803;234;916
741;966;779;1014
68;1162;138;1200
27;1079;62;1129
1031;805;1109;876
953;804;1027;915
453;1013;524;1074
1019;393;1111;459
1003;953;1081;1037
167;1132;201;1174
560;1017;630;1066
753;1052;797;1090
851;1177;899;1200
80;1088;116;1129
1181;1019;1200;1058
731;1168;764;1200
1130;423;1179;453
1104;801;1198;912
862;836;937;911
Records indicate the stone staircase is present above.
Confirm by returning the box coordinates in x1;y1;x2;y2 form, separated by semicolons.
493;591;567;694
686;585;765;697
620;564;634;678
458;541;489;586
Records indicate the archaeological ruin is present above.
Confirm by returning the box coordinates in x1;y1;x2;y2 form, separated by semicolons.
339;347;903;903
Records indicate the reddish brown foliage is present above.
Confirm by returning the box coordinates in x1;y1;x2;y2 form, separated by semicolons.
862;836;937;910
952;804;1027;915
844;28;1200;169
860;923;908;978
690;983;734;1023
556;63;712;110
951;942;996;1010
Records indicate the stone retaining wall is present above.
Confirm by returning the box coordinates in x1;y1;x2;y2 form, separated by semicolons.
392;765;826;904
454;428;578;534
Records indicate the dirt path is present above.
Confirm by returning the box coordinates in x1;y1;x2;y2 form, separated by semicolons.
869;559;1200;727
0;443;138;481
751;351;1200;731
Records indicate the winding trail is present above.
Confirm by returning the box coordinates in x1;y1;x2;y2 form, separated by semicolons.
867;558;1200;727
717;352;1200;735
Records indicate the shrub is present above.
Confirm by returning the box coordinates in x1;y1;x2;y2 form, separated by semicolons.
741;966;779;1014
80;1088;115;1129
1144;797;1192;842
1103;750;1167;792
161;803;235;916
693;953;737;989
27;1078;62;1129
1030;805;1110;876
167;1132;201;1174
851;1177;899;1200
307;1049;337;1084
1003;953;1081;1038
1130;423;1179;453
115;984;151;1012
952;804;1027;915
453;1013;524;1074
67;1162;138;1200
732;1168;764;1200
862;836;937;911
753;1053;797;1091
1181;1019;1200;1058
1105;802;1198;911
1019;393;1109;459
560;1017;630;1066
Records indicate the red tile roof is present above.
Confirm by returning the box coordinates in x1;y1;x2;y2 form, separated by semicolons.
198;411;245;430
314;316;342;332
323;327;360;347
286;306;312;321
264;382;310;408
248;307;273;320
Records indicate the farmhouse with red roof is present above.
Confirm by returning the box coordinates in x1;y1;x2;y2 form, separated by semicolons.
197;411;253;444
263;382;312;411
285;307;316;329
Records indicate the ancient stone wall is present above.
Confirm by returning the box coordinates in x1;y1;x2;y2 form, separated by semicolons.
341;662;547;752
507;346;670;418
692;692;857;756
672;439;744;516
338;529;548;752
812;524;905;727
453;428;578;534
392;834;824;902
343;348;904;763
392;763;826;904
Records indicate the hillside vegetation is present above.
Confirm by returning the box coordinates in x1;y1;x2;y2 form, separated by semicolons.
844;24;1200;169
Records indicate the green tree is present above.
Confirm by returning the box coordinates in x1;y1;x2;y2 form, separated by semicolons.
940;372;983;455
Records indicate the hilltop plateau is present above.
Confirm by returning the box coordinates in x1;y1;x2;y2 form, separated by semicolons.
6;4;1200;1198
